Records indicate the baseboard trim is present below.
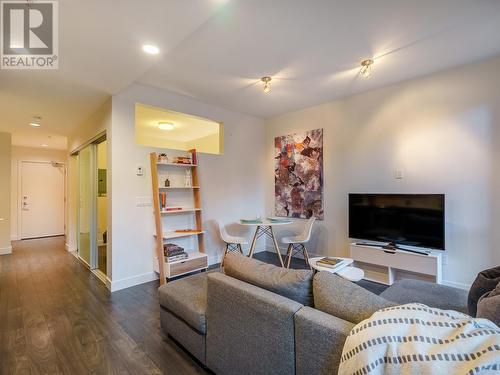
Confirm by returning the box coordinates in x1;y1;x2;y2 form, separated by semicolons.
0;246;13;255
441;279;471;291
110;272;159;292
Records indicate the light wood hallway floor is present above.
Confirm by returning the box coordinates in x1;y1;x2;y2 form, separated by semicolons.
0;237;208;375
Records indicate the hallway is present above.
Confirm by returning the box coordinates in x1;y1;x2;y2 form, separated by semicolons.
0;237;207;374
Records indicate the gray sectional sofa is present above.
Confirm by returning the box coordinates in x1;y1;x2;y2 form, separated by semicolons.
158;253;468;375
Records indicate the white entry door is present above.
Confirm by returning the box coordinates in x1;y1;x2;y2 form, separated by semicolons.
20;161;65;239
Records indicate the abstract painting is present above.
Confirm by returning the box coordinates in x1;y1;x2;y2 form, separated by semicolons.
274;128;324;219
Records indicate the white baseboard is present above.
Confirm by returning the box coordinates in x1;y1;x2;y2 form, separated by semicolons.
0;246;12;255
65;242;77;252
209;255;220;266
441;279;471;291
110;272;159;292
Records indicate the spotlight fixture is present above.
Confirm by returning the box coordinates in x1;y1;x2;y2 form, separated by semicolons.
360;59;374;78
158;122;174;131
261;76;272;93
142;44;160;55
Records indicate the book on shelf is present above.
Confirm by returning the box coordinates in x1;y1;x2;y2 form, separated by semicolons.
316;257;346;269
163;206;184;212
165;253;188;263
164;243;184;257
173;156;192;164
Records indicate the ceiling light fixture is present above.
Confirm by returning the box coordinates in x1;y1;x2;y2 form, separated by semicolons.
158;122;174;131
29;115;42;127
360;59;374;79
41;144;48;147
261;76;272;93
142;44;160;55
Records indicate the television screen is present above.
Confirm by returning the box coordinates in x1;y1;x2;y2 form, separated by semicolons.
348;194;445;250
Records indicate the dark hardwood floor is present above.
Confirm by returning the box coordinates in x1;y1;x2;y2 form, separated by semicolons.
0;237;207;375
0;238;387;375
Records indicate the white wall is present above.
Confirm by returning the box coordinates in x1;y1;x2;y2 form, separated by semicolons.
0;132;12;254
266;56;500;289
110;83;266;291
10;146;67;241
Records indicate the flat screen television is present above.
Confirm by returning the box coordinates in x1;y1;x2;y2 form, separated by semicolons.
349;194;445;250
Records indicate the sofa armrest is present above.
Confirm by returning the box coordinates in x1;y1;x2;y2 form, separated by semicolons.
295;306;355;375
206;272;303;375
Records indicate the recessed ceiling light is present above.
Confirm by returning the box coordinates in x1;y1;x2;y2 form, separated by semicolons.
142;44;160;55
261;76;272;93
360;59;374;78
29;122;41;127
158;122;174;131
41;144;49;147
30;115;42;127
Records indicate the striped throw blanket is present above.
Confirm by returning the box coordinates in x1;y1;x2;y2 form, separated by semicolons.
339;303;500;375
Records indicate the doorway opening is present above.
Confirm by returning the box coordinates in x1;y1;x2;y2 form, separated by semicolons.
75;135;108;278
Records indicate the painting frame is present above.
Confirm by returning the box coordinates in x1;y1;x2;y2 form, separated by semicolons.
274;128;324;220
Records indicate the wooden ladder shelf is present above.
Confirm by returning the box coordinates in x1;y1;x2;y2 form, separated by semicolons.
150;149;207;285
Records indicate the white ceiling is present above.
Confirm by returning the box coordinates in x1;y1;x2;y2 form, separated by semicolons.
2;0;500;149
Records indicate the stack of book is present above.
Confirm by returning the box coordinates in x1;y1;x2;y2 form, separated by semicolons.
164;243;188;263
316;257;346;271
173;156;192;164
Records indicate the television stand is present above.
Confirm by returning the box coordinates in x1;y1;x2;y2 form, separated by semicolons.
355;241;430;256
350;242;442;285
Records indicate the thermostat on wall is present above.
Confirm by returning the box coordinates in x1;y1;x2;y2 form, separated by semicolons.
136;166;144;176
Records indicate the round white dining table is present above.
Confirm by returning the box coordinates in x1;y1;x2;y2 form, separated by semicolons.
240;219;292;267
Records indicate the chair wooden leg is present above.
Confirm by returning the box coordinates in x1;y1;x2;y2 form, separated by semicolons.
220;243;229;268
286;244;293;268
302;244;312;270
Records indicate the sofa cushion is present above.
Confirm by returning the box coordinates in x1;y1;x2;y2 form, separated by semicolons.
477;281;500;326
313;271;395;324
380;279;468;314
468;266;500;317
223;252;314;306
158;272;207;334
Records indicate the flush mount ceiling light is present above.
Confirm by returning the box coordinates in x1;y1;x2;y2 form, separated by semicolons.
360;59;374;79
142;44;160;55
158;122;174;131
40;144;48;147
261;76;272;93
29;115;42;127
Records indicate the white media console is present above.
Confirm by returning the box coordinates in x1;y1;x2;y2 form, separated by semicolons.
349;242;443;285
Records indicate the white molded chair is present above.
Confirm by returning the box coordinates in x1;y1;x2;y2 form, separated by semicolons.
219;222;248;267
281;217;316;269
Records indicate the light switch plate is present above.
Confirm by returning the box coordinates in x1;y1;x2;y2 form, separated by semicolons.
394;169;403;180
136;196;152;207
